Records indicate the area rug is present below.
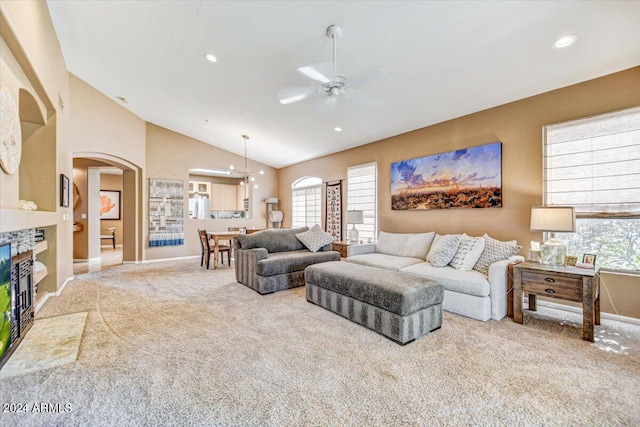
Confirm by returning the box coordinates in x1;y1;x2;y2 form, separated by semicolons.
0;259;638;426
0;311;87;379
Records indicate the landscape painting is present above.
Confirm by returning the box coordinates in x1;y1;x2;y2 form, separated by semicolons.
391;142;502;210
0;242;11;360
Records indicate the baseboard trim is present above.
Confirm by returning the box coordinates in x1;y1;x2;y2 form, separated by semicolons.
35;292;50;312
73;257;102;263
525;297;640;326
35;276;74;312
123;255;200;265
36;276;76;313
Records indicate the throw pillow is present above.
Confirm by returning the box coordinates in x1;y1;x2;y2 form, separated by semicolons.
473;233;522;276
295;224;334;252
426;234;461;267
449;234;485;271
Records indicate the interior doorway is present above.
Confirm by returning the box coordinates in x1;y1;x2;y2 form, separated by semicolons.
72;153;142;266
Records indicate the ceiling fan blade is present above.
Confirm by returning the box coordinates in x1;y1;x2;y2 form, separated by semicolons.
278;87;318;105
297;62;333;83
348;67;385;89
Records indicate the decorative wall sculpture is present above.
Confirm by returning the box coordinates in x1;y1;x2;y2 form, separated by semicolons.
148;178;184;247
391;142;502;210
325;181;342;241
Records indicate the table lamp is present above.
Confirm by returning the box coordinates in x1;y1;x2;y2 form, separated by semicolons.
346;210;364;244
530;206;575;265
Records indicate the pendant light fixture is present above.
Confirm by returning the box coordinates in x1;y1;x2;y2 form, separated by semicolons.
231;134;263;189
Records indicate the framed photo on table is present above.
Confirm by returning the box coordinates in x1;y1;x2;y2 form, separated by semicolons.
100;190;121;220
582;253;597;266
565;255;578;266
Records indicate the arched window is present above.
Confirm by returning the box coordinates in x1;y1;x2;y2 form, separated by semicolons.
291;176;322;228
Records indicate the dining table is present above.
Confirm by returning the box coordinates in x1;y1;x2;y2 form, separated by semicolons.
206;230;241;269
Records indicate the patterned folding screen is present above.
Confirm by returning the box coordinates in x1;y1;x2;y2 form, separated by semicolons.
149;178;184;246
325;181;342;241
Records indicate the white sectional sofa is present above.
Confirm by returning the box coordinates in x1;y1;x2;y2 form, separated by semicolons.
346;231;523;322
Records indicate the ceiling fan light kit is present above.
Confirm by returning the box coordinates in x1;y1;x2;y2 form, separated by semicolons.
277;25;384;108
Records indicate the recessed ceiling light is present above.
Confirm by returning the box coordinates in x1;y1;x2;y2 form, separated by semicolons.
205;53;217;63
116;96;129;103
553;34;577;49
259;170;264;175
229;165;235;170
334;127;342;132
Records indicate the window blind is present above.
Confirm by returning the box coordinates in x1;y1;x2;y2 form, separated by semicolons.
291;177;322;228
347;162;377;241
543;106;640;218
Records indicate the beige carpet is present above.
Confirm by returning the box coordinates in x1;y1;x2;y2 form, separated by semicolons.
1;259;638;426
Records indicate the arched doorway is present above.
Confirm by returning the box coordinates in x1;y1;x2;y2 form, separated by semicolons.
72;153;142;266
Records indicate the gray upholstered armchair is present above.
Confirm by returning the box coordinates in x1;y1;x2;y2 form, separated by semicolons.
232;227;340;294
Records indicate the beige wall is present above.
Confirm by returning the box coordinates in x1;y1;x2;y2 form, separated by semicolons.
278;67;640;318
69;73;146;263
0;1;72;294
72;165;89;259
144;123;278;260
69;74;146;169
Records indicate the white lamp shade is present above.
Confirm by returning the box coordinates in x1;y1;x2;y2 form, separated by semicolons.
530;206;575;232
346;210;364;224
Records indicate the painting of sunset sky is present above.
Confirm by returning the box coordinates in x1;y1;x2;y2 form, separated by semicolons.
391;142;502;210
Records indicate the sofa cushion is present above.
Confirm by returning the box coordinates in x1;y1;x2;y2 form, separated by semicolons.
236;227;309;253
449;234;485;271
375;231;436;259
306;261;443;316
401;262;490;297
256;250;340;276
426;234;461;267
296;224;334;252
473;234;522;275
345;253;425;271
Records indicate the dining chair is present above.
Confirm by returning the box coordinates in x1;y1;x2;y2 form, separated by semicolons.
198;229;231;269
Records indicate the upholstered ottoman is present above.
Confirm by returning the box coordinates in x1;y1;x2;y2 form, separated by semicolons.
305;261;443;344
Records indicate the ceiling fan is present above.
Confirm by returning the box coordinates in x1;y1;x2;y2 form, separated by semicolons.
278;25;384;108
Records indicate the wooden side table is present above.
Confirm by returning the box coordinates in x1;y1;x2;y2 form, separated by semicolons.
331;241;351;258
513;261;600;342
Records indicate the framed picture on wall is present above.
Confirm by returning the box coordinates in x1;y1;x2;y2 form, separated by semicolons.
60;174;70;207
391;142;502;210
100;190;121;220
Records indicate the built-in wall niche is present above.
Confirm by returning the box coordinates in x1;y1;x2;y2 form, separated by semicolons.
188;171;251;219
18;89;56;212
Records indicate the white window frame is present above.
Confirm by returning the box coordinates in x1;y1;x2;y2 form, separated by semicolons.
347;162;377;243
543;106;640;272
291;176;322;228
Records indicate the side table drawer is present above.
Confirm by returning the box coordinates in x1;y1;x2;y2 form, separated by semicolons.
521;271;582;301
331;243;348;258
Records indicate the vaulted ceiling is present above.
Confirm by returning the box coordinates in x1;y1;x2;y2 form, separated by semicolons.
47;1;640;168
